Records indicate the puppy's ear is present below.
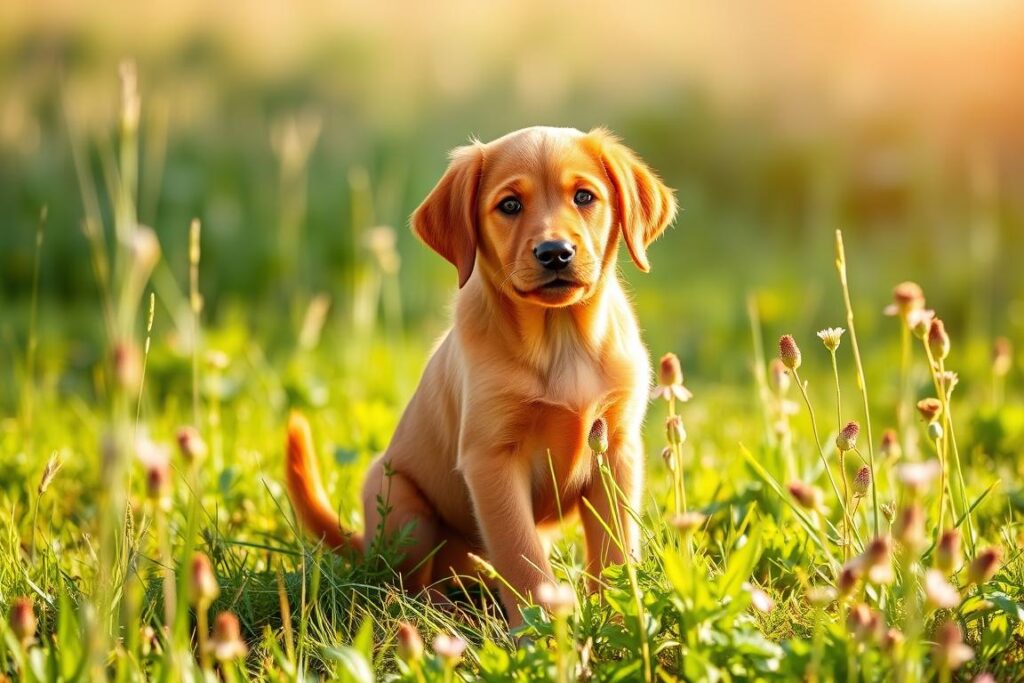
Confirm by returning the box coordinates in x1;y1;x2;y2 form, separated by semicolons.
411;142;484;288
588;128;677;272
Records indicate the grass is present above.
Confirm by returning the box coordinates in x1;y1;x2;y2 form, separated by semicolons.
2;65;1024;681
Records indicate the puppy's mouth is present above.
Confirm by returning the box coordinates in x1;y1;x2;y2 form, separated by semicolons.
540;278;580;290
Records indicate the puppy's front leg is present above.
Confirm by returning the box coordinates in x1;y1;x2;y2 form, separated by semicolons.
461;452;552;626
581;429;643;589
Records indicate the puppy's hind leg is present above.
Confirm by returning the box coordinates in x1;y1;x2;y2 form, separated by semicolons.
362;458;439;592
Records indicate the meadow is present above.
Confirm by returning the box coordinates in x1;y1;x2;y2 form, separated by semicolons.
3;6;1024;680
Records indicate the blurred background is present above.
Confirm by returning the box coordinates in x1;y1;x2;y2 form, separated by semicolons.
2;0;1024;407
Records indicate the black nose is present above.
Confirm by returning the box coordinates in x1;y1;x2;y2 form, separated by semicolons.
533;240;575;271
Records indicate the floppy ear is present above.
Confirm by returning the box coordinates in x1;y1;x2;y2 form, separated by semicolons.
411;143;484;288
589;128;678;272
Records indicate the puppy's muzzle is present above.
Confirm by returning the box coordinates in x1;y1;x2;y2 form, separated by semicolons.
533;240;576;271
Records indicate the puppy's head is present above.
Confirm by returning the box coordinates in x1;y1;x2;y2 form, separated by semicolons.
412;126;677;307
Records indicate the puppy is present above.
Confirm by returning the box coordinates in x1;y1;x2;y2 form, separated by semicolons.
286;126;676;625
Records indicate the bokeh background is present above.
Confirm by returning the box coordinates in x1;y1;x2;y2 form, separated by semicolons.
3;0;1024;408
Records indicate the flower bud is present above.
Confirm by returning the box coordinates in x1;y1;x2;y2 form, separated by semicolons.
936;529;961;574
882;628;904;655
895;460;941;495
9;597;36;647
933;621;973;671
209;612;247;662
113;340;142;391
787;481;823;512
916;398;943;423
778;335;801;370
836;421;859;452
536;582;575;616
847;603;881;643
894;503;927;554
910;309;935;339
837;563;861;598
993;337;1012;377
967;547;1001;585
176;426;208;464
588;418;608;455
924;569;960;610
862;536;894;585
669;511;706;536
659;353;683;387
806;586;836;607
665;415;686;447
880;501;896;523
660;446;675;471
928;319;951;362
432;633;467;662
928;421;944;441
853;466;871;497
880;429;902;460
768;359;790;395
891;281;925;317
189;553;220;607
396;622;424;663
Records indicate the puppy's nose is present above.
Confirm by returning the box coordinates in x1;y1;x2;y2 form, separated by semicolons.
533;240;575;271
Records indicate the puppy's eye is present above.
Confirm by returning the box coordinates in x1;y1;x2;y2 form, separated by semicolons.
574;189;595;206
498;197;522;215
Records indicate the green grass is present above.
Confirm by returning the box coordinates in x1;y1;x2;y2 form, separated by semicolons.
2;64;1024;682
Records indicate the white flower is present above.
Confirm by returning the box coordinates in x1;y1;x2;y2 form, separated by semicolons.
816;327;845;352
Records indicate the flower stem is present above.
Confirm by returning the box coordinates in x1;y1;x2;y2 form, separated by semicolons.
792;369;844;519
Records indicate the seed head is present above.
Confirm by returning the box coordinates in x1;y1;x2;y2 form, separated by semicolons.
38;450;64;495
787;481;824;512
924;569;960;610
588;418;608;455
189;553;220;607
208;612;248;662
665;415;686;447
852;466;871;497
880;501;896;524
432;633;467;662
8;597;36;647
932;621;973;671
928;319;951;362
536;582;575;616
778;335;801;370
396;622;424;663
835;421;859;452
916;398;943;423
816;327;845;352
176;426;208;464
880;429;902;460
967;547;1001;585
936;529;961;575
993;337;1012;377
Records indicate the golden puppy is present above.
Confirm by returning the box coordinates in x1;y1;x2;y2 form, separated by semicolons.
286;126;676;625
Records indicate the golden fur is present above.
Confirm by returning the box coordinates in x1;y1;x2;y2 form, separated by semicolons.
286;126;677;625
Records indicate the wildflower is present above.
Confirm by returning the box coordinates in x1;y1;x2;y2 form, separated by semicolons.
817;327;845;352
588;418;608;455
895;460;941;494
853;466;871;497
787;481;824;512
837;562;862;598
861;536;894;585
882;628;904;655
916;398;943;423
665;415;686;447
928;421;944;441
660;446;675;471
932;621;973;671
836;421;859;452
928;319;951;362
910;308;936;339
8;597;36;647
744;583;774;613
37;450;63;495
651;353;693;402
140;625;161;657
936;529;961;574
205;350;229;371
938;371;959;396
768;358;790;394
537;582;575;616
924;570;960;610
846;603;881;643
396;622;424;663
189;553;220;608
806;586;836;607
208;612;248;662
880;429;902;460
894;504;927;553
993;337;1013;377
669;511;706;536
967;547;1001;585
884;282;925;319
176;426;208;465
433;634;467;662
778;335;801;370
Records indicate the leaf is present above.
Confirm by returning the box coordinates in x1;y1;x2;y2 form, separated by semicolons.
986;591;1024;622
323;645;375;683
719;525;764;598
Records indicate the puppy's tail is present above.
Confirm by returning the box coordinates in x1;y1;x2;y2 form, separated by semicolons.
285;412;363;553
